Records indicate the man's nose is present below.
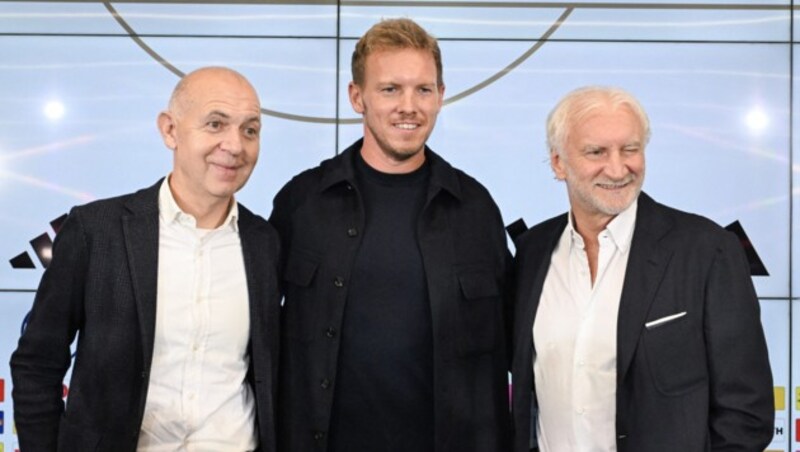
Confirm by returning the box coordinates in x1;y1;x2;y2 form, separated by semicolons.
221;127;244;155
605;150;628;179
397;91;417;113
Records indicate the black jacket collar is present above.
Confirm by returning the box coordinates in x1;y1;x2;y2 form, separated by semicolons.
319;138;462;201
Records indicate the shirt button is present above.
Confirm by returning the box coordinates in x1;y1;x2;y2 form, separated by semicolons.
313;431;326;441
576;407;584;415
325;327;337;338
578;360;584;367
320;378;330;389
333;277;345;288
347;227;358;237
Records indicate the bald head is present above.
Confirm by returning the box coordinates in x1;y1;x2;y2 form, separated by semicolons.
167;67;260;119
157;66;262;228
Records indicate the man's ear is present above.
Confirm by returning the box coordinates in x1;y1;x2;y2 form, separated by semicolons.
437;83;445;108
348;81;364;114
157;111;178;150
550;148;567;180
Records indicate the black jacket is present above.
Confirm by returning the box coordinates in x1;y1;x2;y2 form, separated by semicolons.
10;180;282;452
511;192;774;451
269;140;512;452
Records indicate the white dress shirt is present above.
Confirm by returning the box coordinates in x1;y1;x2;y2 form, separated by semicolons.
137;177;256;452
533;200;638;452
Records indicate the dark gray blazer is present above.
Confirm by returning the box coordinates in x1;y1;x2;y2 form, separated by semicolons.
511;192;774;451
10;179;281;452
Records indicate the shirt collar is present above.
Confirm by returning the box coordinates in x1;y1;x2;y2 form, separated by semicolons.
158;175;239;232
567;197;638;253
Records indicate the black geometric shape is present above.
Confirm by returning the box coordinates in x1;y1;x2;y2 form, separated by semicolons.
9;252;35;269
50;213;69;235
30;233;54;269
506;218;528;248
724;220;769;277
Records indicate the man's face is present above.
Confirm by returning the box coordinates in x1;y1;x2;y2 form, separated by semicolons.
551;105;645;224
349;48;444;171
159;70;261;208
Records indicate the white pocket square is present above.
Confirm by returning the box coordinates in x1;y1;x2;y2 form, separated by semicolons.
645;311;687;329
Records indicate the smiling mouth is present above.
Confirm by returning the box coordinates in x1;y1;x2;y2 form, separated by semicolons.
394;123;419;130
596;177;635;190
212;162;240;173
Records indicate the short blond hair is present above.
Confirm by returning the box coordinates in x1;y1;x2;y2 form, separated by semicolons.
351;18;443;87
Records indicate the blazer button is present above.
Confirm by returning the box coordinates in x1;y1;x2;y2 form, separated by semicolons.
347;227;358;237
325;327;337;338
333;277;345;288
313;431;326;441
320;378;330;389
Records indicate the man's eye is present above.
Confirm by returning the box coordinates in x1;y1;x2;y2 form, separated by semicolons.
382;87;396;93
207;120;222;130
245;127;260;137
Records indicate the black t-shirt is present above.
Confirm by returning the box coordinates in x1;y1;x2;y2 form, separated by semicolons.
328;152;435;452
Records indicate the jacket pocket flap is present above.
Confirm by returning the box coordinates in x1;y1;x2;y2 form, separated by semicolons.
284;252;319;287
458;271;500;299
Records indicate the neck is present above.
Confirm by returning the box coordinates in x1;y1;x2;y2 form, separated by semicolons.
359;139;425;174
169;184;233;229
571;211;612;286
571;210;613;246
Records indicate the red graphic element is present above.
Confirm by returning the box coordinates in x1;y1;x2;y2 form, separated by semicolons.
0;378;4;402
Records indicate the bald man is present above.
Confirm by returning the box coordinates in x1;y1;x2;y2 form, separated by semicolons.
10;67;281;452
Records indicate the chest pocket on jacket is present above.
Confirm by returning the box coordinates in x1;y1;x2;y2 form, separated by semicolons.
282;250;320;341
642;312;707;395
456;269;501;356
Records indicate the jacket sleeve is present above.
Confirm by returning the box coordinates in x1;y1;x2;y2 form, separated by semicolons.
10;207;87;452
705;231;774;450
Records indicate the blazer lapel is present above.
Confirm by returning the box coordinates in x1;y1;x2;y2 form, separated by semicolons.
122;180;162;370
238;207;264;343
514;214;567;402
616;193;674;383
517;216;567;358
238;205;277;377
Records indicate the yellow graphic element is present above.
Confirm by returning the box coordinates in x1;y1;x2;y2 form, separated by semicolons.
796;386;800;410
774;386;785;411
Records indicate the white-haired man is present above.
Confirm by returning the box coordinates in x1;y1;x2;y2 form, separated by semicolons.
511;86;773;451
